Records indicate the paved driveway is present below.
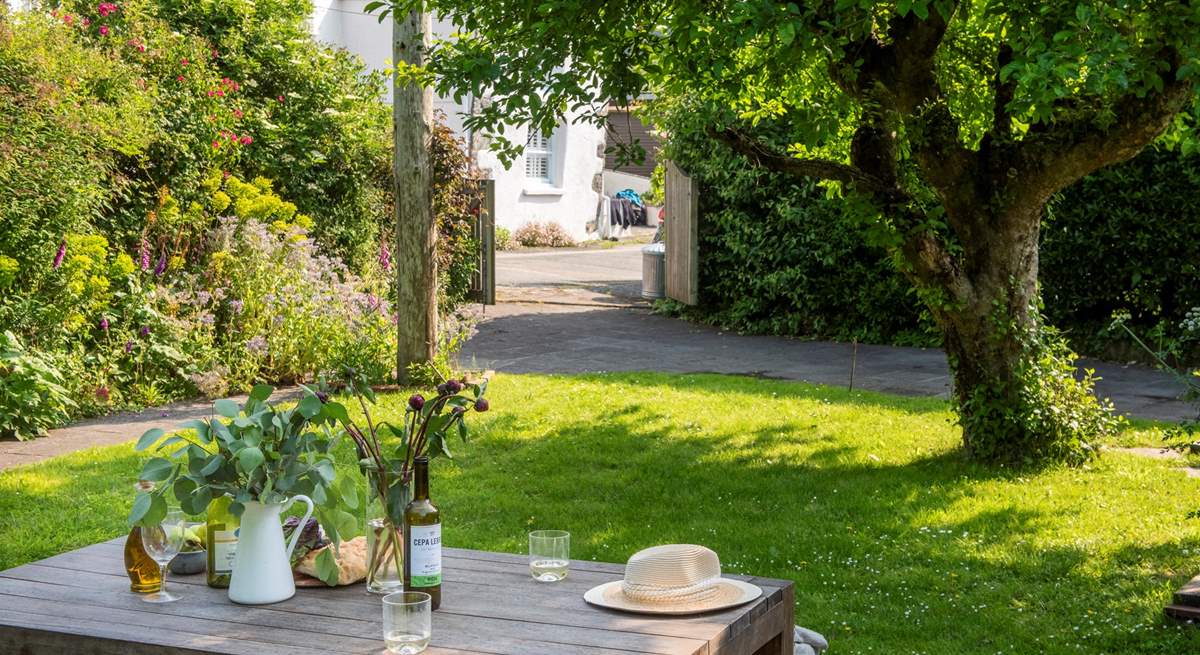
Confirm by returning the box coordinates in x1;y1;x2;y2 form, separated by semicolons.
463;247;1194;422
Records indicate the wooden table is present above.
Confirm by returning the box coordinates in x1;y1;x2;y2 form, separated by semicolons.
0;539;795;654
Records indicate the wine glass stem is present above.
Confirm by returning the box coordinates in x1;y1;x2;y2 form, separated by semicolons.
159;563;167;595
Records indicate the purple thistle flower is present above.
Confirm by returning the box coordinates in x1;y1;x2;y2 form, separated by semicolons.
474;398;489;412
124;340;133;353
99;317;109;331
139;239;150;271
153;253;166;276
139;326;151;337
408;394;425;411
52;241;66;269
229;299;244;314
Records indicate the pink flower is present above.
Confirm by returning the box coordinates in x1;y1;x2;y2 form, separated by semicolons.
232;82;240;92
52;241;66;269
62;14;73;24
181;58;189;66
211;49;219;59
379;242;392;271
82;17;91;26
137;44;146;53
212;140;221;150
139;238;150;271
207;90;215;97
277;95;285;103
176;75;184;82
215;90;224;97
233;109;243;119
99;25;109;36
239;135;252;145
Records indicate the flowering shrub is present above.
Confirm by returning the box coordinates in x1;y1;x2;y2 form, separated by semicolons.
514;222;576;248
0;3;476;434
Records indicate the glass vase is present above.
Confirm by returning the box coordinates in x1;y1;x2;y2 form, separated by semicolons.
366;475;409;595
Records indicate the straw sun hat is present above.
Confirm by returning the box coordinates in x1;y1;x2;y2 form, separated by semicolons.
583;545;762;615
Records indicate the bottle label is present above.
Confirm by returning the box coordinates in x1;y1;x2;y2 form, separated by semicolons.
408;524;442;587
212;529;237;574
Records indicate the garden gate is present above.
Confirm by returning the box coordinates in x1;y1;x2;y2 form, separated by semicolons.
468;178;496;305
664;161;699;305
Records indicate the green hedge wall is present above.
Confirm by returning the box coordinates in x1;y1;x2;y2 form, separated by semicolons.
661;119;935;346
662;117;1200;357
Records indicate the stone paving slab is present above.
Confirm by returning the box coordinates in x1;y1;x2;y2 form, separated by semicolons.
0;387;302;472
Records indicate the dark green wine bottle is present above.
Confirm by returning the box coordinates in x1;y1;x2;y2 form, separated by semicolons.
405;456;441;610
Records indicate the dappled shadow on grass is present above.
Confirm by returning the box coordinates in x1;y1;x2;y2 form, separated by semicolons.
534;370;954;417
443;394;1200;654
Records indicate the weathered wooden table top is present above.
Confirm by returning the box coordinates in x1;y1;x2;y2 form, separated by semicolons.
0;539;795;655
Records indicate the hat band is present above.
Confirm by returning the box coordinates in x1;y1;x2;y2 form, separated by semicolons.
621;576;722;604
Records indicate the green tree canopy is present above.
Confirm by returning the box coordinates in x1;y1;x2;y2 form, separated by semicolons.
373;0;1200;464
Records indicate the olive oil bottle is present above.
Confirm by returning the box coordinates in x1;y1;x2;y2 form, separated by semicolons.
205;496;240;588
405;456;441;609
124;525;162;593
125;482;161;593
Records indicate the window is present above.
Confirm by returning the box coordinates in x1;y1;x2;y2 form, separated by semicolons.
525;129;553;183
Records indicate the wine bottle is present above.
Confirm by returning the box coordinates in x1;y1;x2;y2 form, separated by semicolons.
124;525;162;593
205;495;240;588
405;456;441;610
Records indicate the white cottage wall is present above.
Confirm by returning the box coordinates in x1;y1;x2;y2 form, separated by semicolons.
310;1;604;242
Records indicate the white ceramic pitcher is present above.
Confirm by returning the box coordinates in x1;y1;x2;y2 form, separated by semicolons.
228;495;314;605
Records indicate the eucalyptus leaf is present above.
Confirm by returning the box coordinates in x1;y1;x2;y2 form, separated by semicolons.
314;547;339;587
297;394;323;419
128;493;153;526
135;428;164;451
237;446;265;474
139;457;175;482
249;384;274;402
213;398;240;418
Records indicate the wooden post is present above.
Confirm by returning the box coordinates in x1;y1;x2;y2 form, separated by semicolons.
393;9;437;382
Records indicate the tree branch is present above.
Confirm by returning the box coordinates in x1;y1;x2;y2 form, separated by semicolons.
710;127;902;198
1012;54;1195;211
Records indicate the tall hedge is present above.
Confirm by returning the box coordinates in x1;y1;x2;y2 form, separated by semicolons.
658;107;1200;358
1042;145;1200;358
659;111;934;346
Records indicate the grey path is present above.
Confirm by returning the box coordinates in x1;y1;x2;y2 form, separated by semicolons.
462;246;1196;423
0;387;301;472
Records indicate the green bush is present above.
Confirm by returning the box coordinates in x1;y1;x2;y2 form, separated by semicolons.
0;331;76;440
655;107;934;345
1042;145;1200;361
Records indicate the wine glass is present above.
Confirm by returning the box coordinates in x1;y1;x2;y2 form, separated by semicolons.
141;509;185;603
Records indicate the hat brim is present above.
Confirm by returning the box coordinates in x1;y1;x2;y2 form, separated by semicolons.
583;579;762;616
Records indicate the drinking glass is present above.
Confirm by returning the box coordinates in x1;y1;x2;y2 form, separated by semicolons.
382;591;432;654
529;530;570;582
141;509;185;603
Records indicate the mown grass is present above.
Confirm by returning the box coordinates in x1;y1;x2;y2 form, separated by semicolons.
2;372;1199;654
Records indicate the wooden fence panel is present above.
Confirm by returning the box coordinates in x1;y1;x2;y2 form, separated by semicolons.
664;161;699;305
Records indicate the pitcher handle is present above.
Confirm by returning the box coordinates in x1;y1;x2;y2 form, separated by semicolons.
282;494;315;560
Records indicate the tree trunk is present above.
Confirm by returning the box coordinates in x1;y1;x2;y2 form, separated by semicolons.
935;214;1041;459
393;10;436;383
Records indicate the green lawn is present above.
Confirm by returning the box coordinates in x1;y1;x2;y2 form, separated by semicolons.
2;372;1199;653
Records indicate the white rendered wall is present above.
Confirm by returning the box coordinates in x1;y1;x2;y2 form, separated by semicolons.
603;170;651;196
311;1;604;242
